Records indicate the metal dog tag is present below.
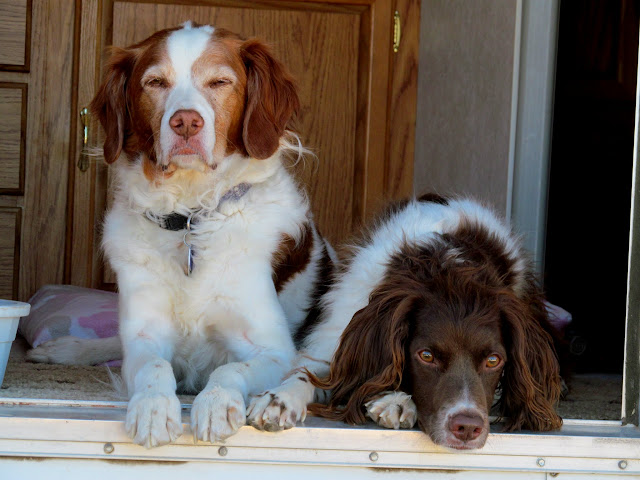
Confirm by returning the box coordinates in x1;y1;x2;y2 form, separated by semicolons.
183;214;194;275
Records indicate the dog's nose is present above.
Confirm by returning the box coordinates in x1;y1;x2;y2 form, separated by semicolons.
169;109;204;140
448;414;484;441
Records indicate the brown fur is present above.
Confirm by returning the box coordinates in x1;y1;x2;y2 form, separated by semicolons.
308;221;562;436
240;40;300;159
272;223;313;293
90;27;299;165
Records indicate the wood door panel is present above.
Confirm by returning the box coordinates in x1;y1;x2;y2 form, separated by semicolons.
0;0;30;71
0;207;20;299
110;2;359;245
18;0;74;301
0;83;27;194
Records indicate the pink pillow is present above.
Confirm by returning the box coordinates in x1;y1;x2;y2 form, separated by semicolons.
19;284;120;365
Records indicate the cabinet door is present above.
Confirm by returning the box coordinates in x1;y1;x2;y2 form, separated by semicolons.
69;0;417;290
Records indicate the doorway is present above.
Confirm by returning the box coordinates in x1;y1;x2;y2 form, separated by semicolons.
545;0;639;375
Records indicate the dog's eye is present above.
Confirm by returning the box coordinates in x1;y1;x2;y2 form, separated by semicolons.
418;350;435;363
208;79;231;88
485;354;501;368
146;78;167;89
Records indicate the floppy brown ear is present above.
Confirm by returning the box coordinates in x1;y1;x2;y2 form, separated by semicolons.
498;291;563;431
241;40;300;159
308;290;417;424
89;47;136;164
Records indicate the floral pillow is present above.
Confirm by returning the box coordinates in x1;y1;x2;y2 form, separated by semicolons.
19;284;120;365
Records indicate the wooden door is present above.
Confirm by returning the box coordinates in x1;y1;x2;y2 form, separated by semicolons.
0;0;75;301
68;0;418;290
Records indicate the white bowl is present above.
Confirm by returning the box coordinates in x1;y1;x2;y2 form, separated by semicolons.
0;299;31;386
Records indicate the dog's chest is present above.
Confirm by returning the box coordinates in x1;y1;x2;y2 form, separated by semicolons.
145;205;283;327
153;200;270;273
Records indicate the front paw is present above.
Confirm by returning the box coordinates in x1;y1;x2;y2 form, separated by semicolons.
126;392;183;448
247;388;307;432
191;386;246;442
365;391;417;429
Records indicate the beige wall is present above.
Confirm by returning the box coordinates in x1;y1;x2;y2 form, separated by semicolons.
414;0;519;214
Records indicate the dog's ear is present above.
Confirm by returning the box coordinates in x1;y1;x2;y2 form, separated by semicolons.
240;39;300;160
308;288;418;424
497;290;563;431
90;47;136;164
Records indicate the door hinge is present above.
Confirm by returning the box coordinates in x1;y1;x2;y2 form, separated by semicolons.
393;10;401;53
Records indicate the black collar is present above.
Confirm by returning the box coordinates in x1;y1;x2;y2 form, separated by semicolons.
146;182;252;231
157;212;194;231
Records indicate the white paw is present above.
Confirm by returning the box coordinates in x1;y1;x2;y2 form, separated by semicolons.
26;336;91;365
365;391;417;429
191;386;246;442
126;392;183;448
247;388;308;432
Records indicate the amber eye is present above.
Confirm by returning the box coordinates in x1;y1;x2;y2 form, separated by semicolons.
485;354;501;368
146;78;167;89
418;350;435;363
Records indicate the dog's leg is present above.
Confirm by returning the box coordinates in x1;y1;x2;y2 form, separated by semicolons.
26;336;122;365
365;391;417;429
247;353;330;431
247;301;345;432
118;283;183;449
190;299;296;442
190;347;295;442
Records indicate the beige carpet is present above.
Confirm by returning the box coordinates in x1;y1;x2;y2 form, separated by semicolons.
0;335;197;403
0;335;622;420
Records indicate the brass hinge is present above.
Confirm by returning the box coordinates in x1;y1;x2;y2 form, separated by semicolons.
78;107;90;172
393;10;401;53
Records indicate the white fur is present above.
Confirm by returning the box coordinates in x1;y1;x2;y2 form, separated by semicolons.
99;25;325;448
158;25;217;166
25;24;327;448
432;387;490;450
248;197;526;431
104;147;322;446
365;391;417;430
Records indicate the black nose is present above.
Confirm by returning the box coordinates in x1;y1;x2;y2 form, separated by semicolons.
448;413;484;441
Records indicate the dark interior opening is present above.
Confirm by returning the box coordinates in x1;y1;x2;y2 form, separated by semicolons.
545;0;639;374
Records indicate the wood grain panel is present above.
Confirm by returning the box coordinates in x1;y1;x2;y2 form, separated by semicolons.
0;207;21;300
111;1;359;244
350;0;392;228
0;0;31;71
19;0;75;301
0;83;27;194
67;0;99;287
385;0;419;201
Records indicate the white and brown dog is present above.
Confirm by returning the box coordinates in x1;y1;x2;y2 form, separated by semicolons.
247;194;562;450
29;22;332;448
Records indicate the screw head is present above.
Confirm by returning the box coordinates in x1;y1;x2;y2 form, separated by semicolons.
619;460;628;470
103;443;114;454
369;452;379;462
218;446;228;457
537;458;546;467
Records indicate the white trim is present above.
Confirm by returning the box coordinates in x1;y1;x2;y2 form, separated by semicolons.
510;0;560;272
0;399;638;475
622;22;640;426
505;0;523;223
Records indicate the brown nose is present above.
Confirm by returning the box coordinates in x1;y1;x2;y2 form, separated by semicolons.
448;414;484;442
169;109;204;140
